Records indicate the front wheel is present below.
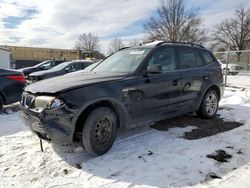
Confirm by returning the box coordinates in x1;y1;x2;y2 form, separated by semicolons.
82;107;117;156
197;90;219;119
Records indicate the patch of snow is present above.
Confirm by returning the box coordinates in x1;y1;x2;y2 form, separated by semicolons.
0;112;27;136
226;74;250;88
168;126;196;137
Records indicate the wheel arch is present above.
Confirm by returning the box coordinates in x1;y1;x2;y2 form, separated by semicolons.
207;85;221;100
0;92;6;105
196;84;221;111
73;98;127;139
200;84;221;105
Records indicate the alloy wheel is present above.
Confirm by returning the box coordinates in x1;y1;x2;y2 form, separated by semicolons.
205;93;218;115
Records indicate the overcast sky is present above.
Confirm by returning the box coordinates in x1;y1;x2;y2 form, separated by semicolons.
0;0;249;54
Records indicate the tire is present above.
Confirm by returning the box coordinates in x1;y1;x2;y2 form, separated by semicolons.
0;96;3;111
231;72;239;75
197;90;219;119
82;107;117;156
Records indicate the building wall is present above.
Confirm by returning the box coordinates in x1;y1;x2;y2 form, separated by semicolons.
5;46;80;61
0;46;80;68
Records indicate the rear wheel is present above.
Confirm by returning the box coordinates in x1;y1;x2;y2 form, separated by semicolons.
82;107;117;156
197;90;219;119
0;96;3;111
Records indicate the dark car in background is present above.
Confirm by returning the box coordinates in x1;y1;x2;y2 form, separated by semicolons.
0;68;25;110
82;62;100;72
26;60;93;83
20;42;224;156
20;59;65;78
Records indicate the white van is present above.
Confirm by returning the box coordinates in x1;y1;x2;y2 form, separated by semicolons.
0;47;11;69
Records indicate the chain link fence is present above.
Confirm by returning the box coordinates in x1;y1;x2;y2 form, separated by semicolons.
213;50;250;88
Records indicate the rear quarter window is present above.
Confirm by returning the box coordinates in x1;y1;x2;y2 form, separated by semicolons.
200;50;215;65
177;47;199;69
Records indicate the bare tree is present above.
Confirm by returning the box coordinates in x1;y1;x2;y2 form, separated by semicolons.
75;33;100;53
212;5;250;61
108;38;125;55
128;39;141;47
143;0;206;44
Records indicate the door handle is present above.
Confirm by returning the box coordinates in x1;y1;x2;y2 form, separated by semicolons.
122;87;136;93
203;75;208;80
172;80;180;86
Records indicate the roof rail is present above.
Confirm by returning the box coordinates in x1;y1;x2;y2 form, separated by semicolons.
155;41;205;49
118;47;130;51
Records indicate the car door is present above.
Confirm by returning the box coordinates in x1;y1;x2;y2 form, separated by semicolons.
176;47;209;110
131;46;182;121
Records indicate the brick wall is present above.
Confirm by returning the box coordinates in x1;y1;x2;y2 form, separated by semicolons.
4;45;80;61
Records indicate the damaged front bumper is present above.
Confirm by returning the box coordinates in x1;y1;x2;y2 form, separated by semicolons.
19;104;75;145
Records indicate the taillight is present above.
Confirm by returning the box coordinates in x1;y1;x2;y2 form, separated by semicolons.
5;75;26;84
219;70;223;82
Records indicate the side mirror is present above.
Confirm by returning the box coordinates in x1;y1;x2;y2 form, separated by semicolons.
146;64;162;74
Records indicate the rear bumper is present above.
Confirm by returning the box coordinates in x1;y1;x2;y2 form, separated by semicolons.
19;105;74;145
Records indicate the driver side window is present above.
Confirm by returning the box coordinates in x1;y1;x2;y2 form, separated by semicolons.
147;47;176;72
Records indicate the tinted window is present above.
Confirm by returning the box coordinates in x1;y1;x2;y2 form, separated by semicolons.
177;47;198;69
83;62;92;68
195;50;203;66
200;50;215;65
147;47;176;72
66;63;82;72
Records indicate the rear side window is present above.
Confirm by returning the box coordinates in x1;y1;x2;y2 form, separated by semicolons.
147;47;176;72
200;50;215;65
177;47;198;69
195;50;203;67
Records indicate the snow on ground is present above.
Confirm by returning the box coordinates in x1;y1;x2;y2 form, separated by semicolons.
226;74;250;87
1;88;250;187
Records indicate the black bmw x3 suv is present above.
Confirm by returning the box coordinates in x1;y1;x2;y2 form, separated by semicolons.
20;42;224;156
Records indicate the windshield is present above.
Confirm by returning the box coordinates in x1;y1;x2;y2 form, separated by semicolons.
49;62;70;71
92;48;151;73
34;60;52;68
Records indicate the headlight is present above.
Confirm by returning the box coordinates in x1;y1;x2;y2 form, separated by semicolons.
34;96;64;110
49;98;64;109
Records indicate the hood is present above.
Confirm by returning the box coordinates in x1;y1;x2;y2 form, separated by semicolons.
25;71;128;94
